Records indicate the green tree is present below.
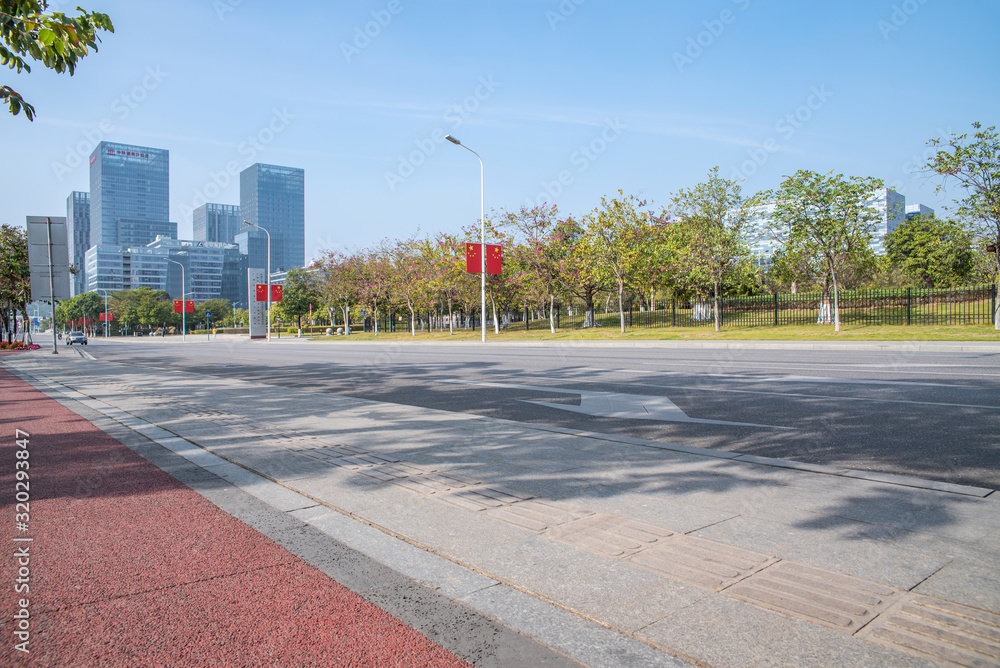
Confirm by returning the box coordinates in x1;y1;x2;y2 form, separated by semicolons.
768;170;882;332
2;1;114;120
670;167;759;331
194;298;231;330
926;122;1000;327
885;214;974;288
551;216;606;328
279;268;321;331
0;223;29;343
580;191;649;333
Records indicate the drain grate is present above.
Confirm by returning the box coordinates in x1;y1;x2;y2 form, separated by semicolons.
863;595;1000;666
630;535;777;591
547;513;672;556
726;561;897;632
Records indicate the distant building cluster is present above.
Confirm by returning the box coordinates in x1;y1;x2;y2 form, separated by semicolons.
51;141;305;308
745;188;934;261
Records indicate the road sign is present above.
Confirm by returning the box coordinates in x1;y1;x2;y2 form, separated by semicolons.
26;216;71;301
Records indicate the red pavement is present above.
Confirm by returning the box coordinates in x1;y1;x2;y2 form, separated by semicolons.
0;364;472;667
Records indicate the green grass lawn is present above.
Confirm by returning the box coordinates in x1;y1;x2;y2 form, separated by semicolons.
306;322;1000;343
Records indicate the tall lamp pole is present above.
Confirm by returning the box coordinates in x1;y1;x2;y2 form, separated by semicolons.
243;220;271;341
165;257;187;342
94;288;110;338
444;135;486;343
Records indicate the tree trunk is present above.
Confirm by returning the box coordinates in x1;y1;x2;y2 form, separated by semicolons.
491;297;499;334
343;305;351;335
448;298;454;335
618;280;626;333
831;270;841;332
713;279;721;332
549;294;556;333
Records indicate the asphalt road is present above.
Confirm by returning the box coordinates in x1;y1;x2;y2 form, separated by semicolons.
87;338;1000;490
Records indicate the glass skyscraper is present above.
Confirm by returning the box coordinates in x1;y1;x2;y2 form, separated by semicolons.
89;141;171;247
193;203;244;244
66;191;90;296
240;163;304;272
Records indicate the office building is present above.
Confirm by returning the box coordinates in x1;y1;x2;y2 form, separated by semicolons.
193;203;244;244
89;141;171;247
744;188;907;258
234;229;269;270
905;203;935;220
866;188;906;255
84;237;245;305
66;191;90;296
240;163;305;272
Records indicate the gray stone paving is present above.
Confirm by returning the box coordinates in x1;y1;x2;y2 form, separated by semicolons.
7;352;1000;668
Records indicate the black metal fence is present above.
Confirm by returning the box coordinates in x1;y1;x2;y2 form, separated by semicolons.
329;284;997;333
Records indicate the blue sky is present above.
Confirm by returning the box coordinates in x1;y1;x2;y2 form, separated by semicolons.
4;0;998;263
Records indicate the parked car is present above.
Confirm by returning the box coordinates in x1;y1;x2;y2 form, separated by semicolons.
66;331;87;345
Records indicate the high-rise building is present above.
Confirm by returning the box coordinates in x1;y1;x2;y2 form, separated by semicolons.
744;188;907;258
193;203;244;244
89;141;171;247
240;163;304;272
905;203;935;220
66;191;90;296
85;237;245;305
866;188;906;255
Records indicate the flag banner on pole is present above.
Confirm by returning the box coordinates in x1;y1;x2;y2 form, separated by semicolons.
465;243;481;274
173;300;194;313
271;285;283;302
256;284;268;302
486;244;502;274
99;312;113;322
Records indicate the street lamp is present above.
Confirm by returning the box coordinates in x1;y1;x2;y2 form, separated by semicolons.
165;256;188;342
243;219;271;341
444;134;486;343
94;288;110;339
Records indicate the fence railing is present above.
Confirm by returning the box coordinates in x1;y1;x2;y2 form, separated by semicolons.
319;284;998;333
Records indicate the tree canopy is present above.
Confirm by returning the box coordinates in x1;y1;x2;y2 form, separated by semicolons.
1;1;114;120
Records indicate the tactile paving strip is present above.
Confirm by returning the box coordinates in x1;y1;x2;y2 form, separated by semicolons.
863;594;1000;667
438;485;534;511
629;534;777;591
546;513;672;556
490;500;593;533
726;561;898;632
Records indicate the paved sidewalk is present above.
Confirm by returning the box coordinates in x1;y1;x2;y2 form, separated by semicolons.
0;361;579;667
4;350;1000;666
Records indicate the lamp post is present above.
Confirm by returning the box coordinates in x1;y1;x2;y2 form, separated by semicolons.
165;256;188;342
243;220;271;341
444;134;486;343
94;288;110;338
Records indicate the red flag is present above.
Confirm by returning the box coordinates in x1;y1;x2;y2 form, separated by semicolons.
99;312;113;322
256;284;268;302
486;244;502;274
465;243;481;274
271;285;283;302
173;300;193;313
